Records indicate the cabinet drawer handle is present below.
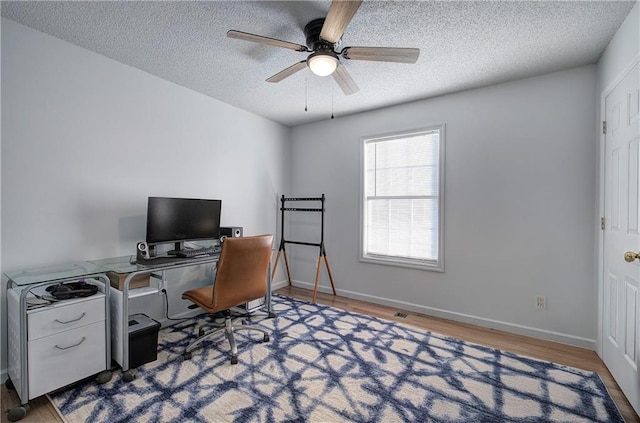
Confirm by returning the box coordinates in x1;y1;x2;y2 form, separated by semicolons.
54;337;86;350
54;312;86;324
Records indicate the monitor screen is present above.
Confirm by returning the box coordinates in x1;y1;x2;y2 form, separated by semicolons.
145;197;222;245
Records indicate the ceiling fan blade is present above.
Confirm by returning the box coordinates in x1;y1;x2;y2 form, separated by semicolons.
227;30;309;52
332;63;359;95
320;0;363;44
341;47;420;63
266;61;308;83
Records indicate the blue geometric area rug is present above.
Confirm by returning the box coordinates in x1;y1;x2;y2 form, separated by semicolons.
49;294;623;422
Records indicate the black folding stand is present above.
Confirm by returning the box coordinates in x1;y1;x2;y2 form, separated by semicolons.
272;194;336;303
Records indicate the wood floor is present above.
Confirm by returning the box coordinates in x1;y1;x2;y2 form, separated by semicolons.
3;286;638;423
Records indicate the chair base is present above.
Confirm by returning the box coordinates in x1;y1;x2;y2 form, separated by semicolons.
183;315;269;364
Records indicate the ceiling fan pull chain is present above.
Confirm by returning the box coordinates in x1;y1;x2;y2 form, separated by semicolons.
305;76;308;112
331;90;335;119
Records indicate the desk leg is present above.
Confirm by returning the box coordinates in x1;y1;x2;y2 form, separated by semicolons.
96;274;113;384
121;274;136;382
267;262;275;318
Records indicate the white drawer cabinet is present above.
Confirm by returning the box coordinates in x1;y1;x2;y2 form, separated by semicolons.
7;281;110;408
28;320;106;398
28;295;105;340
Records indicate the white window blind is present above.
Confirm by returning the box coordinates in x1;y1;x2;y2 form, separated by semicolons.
361;126;444;271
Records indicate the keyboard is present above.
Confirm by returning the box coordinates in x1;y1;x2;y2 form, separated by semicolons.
173;247;219;258
136;256;184;265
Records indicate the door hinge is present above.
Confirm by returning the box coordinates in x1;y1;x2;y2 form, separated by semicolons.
601;217;605;230
602;121;607;135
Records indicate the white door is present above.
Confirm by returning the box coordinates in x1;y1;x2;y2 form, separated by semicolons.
602;61;640;415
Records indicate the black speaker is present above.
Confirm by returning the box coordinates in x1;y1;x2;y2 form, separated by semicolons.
46;281;99;300
220;226;243;238
136;241;149;260
136;242;156;260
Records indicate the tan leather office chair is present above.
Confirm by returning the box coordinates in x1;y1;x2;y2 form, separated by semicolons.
182;234;273;364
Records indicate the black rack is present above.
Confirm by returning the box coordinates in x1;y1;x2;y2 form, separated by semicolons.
272;194;336;303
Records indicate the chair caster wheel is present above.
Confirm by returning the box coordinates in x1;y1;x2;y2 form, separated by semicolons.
122;370;136;382
263;334;270;342
183;352;192;361
231;356;238;365
7;404;29;422
96;370;113;384
5;377;15;391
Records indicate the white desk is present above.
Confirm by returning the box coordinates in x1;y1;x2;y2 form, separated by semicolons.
4;254;274;420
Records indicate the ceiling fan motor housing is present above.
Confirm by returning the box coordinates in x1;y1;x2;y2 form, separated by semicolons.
304;18;338;51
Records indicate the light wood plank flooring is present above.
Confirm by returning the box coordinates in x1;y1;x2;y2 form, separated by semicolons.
3;286;638;423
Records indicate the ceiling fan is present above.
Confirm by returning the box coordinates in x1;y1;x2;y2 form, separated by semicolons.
227;0;420;96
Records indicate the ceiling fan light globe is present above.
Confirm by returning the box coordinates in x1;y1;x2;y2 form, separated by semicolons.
308;53;338;76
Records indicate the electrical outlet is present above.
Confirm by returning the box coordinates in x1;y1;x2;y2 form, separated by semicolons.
536;296;546;310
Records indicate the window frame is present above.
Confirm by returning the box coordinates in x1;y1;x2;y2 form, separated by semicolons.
359;124;445;272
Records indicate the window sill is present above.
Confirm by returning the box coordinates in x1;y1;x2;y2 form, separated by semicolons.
360;255;444;272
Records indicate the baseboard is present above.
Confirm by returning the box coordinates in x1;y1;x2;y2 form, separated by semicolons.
271;279;290;291
289;280;597;350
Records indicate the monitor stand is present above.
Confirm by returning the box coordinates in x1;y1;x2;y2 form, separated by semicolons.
167;242;184;256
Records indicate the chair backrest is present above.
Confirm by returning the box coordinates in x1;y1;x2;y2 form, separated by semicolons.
212;234;273;311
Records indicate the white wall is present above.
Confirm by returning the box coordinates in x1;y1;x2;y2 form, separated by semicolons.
597;2;639;94
1;19;291;374
290;65;598;348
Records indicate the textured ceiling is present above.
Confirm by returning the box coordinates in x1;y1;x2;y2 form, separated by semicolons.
2;1;636;127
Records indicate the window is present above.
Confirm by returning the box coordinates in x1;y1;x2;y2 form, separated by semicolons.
360;125;444;271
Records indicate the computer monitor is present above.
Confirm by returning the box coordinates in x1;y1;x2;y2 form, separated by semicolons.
145;197;222;251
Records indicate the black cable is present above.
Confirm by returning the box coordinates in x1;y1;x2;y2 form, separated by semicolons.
162;289;189;321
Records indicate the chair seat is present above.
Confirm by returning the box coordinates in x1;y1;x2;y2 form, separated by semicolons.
182;286;215;312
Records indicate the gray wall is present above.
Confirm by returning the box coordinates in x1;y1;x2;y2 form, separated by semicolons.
597;2;639;94
0;18;291;375
289;65;598;348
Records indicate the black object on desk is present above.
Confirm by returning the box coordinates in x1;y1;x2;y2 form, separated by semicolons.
170;246;219;258
136;250;218;265
135;256;187;265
